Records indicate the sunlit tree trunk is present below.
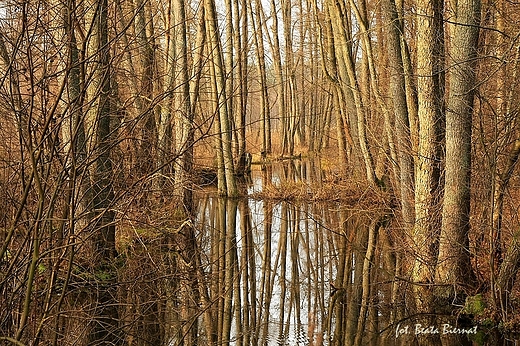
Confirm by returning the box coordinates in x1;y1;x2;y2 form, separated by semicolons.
284;1;298;156
398;0;419;157
349;0;398;186
488;29;520;317
62;0;91;229
435;0;480;304
224;0;235;159
412;0;444;314
90;0;116;266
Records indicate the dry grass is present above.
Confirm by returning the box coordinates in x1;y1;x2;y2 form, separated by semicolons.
249;177;393;211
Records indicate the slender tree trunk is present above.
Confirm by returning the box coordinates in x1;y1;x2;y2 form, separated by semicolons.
354;220;379;346
63;0;91;229
383;0;415;225
204;0;238;196
326;0;378;185
172;0;195;212
135;0;157;175
252;0;272;157
234;0;249;175
269;0;287;155
350;0;399;186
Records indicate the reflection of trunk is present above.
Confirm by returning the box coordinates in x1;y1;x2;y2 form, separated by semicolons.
345;219;365;345
379;219;401;323
178;222;202;345
216;198;226;345
329;210;363;346
258;168;274;342
354;219;379;346
276;203;289;341
288;206;302;330
239;198;256;345
222;199;239;344
195;197;218;345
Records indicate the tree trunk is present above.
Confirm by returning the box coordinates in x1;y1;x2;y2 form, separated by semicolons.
412;0;444;313
89;0;120;343
325;0;377;184
269;0;288;155
204;0;238;196
135;0;157;175
252;0;272;157
435;0;480;304
383;0;415;225
172;0;195;212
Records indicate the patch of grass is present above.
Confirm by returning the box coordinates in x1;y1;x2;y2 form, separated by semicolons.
250;179;390;211
464;294;486;316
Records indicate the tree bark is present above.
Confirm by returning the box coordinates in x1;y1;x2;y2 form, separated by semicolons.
412;0;444;313
251;0;272;157
383;0;415;225
435;0;480;304
88;0;121;343
172;0;195;213
204;0;238;196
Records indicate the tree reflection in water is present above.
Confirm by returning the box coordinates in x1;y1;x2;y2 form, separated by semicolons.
4;160;507;345
186;161;488;346
193;161;367;345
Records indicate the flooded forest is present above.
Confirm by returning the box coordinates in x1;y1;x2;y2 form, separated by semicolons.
1;0;520;344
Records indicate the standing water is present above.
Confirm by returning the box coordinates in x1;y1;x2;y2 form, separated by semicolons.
189;159;506;346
